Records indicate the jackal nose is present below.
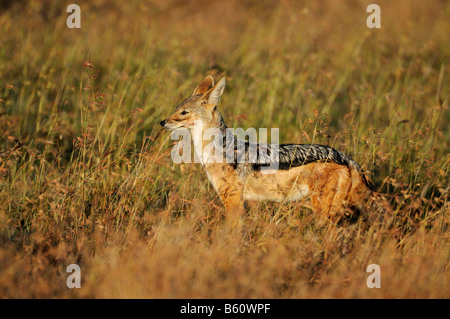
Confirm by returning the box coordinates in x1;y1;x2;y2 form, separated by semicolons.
160;120;166;127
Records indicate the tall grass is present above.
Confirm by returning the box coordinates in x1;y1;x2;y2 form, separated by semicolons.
0;0;448;298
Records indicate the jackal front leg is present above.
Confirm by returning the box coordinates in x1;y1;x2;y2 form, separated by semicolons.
218;184;244;226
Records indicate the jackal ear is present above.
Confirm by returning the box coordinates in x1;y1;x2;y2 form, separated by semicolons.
204;77;226;106
193;75;214;96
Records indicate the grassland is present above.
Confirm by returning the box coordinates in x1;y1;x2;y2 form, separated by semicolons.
0;0;448;298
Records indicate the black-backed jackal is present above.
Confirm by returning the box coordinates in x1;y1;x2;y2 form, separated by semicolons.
160;75;372;223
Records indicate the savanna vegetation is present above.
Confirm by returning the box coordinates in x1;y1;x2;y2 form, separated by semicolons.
0;0;448;298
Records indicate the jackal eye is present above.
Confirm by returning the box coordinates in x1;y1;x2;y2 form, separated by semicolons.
180;111;189;115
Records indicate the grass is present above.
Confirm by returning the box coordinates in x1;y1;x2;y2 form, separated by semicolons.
0;0;448;298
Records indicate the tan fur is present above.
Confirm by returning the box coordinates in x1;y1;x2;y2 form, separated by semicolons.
205;161;370;222
204;163;244;225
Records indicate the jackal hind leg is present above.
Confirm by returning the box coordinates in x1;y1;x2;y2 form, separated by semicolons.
308;164;352;222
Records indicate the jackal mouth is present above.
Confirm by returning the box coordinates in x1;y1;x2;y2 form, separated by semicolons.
160;121;187;131
161;117;197;130
162;123;187;131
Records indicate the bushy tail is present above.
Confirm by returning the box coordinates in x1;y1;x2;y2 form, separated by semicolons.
347;161;393;224
348;163;372;208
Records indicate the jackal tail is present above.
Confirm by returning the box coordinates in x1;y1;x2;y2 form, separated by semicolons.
347;162;393;224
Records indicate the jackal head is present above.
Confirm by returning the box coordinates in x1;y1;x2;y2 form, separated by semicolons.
160;75;226;131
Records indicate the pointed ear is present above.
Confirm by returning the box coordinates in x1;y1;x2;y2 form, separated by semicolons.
193;75;214;96
204;77;226;106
